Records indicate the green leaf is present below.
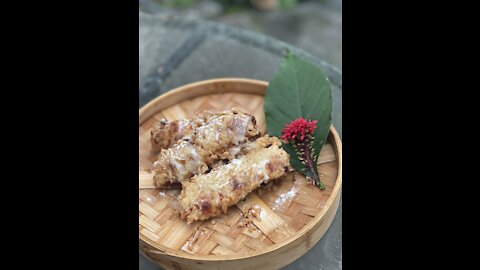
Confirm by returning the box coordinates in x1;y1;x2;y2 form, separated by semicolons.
264;52;332;176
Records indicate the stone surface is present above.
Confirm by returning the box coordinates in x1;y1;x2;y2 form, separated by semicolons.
217;2;342;70
139;0;342;70
139;0;223;19
139;15;191;88
138;10;342;270
161;33;281;89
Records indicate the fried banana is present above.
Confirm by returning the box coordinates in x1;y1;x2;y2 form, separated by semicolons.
153;109;260;186
179;137;290;223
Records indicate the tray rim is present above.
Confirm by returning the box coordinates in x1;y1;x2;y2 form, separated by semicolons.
139;78;342;261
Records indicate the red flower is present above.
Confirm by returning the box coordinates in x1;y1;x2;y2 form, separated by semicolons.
280;118;318;141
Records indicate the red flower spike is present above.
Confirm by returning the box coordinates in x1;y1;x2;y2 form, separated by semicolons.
281;118;318;141
280;117;325;190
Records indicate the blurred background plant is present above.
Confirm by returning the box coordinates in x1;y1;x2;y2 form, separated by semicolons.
153;0;330;11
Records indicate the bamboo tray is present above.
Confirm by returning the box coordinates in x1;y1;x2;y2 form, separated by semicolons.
139;78;342;270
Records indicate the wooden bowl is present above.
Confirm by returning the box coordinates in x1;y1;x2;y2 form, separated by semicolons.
139;78;342;270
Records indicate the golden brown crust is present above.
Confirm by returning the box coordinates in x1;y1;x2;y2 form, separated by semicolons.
153;109;260;186
178;138;290;223
150;118;204;151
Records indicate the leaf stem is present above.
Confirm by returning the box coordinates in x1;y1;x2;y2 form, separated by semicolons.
293;134;325;190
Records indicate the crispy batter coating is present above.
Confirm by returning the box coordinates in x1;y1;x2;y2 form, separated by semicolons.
153;109;260;186
150;118;199;151
178;136;290;223
150;110;218;151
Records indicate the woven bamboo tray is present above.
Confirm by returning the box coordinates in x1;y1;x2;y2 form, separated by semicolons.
139;78;342;270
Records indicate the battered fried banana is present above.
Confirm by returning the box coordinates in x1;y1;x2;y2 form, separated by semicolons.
150;110;218;151
178;137;289;223
153;109;260;186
